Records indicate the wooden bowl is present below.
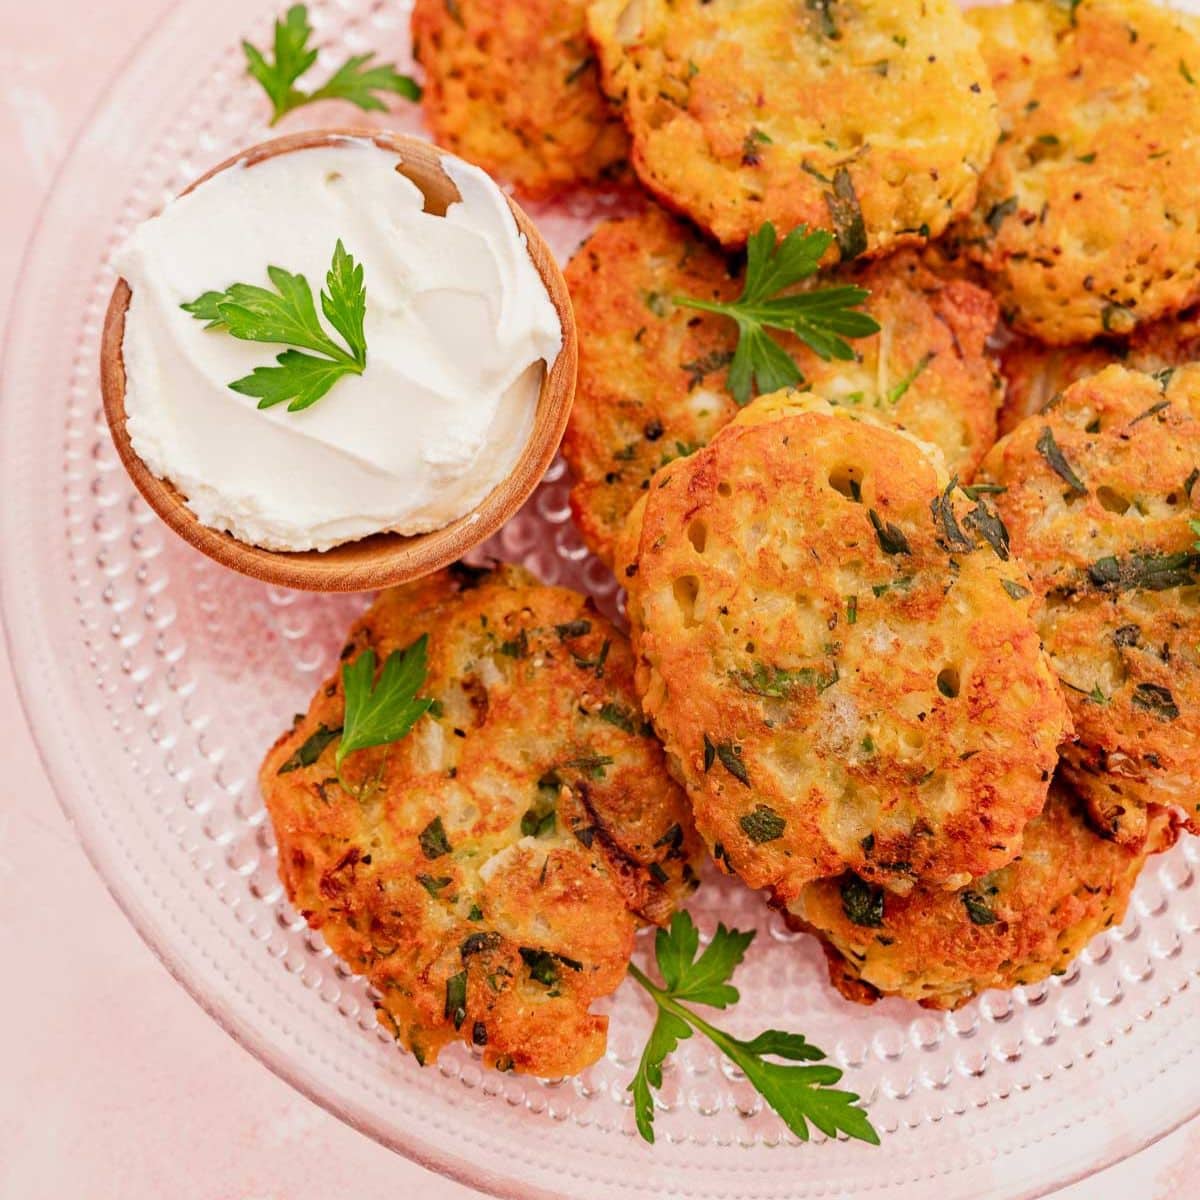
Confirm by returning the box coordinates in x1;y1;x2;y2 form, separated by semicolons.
100;129;577;592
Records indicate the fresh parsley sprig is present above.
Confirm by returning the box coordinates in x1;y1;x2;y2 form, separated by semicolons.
675;222;880;405
183;240;367;412
244;4;421;125
336;636;434;794
627;911;879;1146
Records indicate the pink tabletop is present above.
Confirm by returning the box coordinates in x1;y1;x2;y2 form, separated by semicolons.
0;4;1197;1198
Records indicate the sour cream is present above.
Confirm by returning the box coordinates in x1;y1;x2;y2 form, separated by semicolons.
114;140;562;552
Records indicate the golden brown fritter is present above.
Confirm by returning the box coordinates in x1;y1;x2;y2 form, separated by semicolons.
260;564;701;1077
561;206;1003;567
585;0;998;253
789;780;1179;1010
411;0;628;199
961;0;1200;344
999;307;1200;435
623;392;1071;906
979;364;1200;845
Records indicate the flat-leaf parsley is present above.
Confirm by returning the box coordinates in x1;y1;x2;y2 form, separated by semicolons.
626;911;878;1145
674;222;879;404
183;240;367;413
244;4;420;125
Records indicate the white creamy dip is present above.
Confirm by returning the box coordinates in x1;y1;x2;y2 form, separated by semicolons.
115;140;562;551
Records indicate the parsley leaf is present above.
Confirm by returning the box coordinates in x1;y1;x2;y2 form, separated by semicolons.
243;4;420;126
674;222;879;404
627;911;878;1146
337;635;433;771
183;240;367;413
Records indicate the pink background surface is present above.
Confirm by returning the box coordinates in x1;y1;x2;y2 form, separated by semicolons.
1;3;1199;1197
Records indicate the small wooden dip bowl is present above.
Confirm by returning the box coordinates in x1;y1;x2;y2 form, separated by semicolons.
100;129;577;592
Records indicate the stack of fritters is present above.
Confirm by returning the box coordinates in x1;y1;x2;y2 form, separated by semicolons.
261;566;701;1075
979;365;1200;845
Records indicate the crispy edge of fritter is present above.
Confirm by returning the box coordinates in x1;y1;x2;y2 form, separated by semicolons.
412;0;629;199
785;781;1179;1010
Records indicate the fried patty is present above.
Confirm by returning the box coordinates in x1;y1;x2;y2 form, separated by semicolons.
585;0;998;252
979;364;1200;845
789;779;1178;1010
562;206;1002;567
961;0;1200;344
260;564;701;1077
622;392;1070;905
411;0;628;199
999;306;1200;435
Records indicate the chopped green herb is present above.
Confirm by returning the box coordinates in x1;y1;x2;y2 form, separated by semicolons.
1182;59;1196;85
277;723;341;774
419;816;452;860
806;0;840;38
520;947;582;988
986;196;1018;233
555;619;592;640
520;796;557;839
642;289;670;317
840;875;884;928
1035;426;1087;494
1086;551;1195;592
1131;399;1171;425
703;734;717;772
1131;683;1180;721
962;891;998;926
626;911;878;1145
731;661;839;697
961;483;1007;500
445;970;468;1030
499;628;530;658
887;353;933;404
868;509;912;556
597;702;637;733
467;904;484;922
847;594;858;624
825;167;868;260
963;500;1011;561
931;479;972;551
417;874;452;896
681;349;736;390
561;753;614;779
1002;579;1032;601
715;741;751;786
1101;303;1134;334
461;931;502;959
740;804;786;843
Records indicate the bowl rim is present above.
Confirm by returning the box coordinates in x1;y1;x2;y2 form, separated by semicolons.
99;127;578;593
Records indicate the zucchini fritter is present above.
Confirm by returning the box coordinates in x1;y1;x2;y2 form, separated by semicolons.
411;0;628;199
999;307;1200;435
562;206;1002;567
962;0;1200;344
980;364;1200;845
585;0;998;252
623;392;1070;905
260;565;701;1077
789;780;1179;1010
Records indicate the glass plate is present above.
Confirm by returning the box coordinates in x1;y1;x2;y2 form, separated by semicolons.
4;2;1200;1196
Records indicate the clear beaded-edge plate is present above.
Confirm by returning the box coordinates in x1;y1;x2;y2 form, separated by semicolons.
5;1;1200;1196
